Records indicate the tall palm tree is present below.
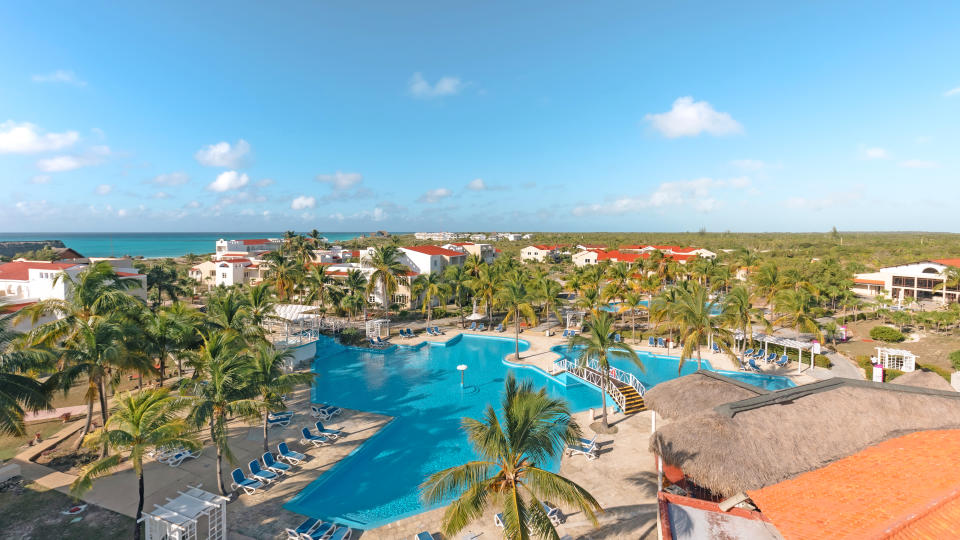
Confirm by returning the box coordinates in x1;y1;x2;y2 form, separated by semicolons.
183;332;259;495
303;265;337;311
205;288;254;339
719;285;764;353
568;312;643;430
463;254;485;278
444;265;471;328
421;375;602;539
496;278;537;360
0;303;53;436
142;260;183;308
365;245;409;309
70;388;199;540
412;273;451;327
467;265;500;327
619;292;647;344
772;289;824;344
241;282;277;342
668;282;731;372
536;279;564;328
248;343;314;452
139;305;191;386
263;251;302;301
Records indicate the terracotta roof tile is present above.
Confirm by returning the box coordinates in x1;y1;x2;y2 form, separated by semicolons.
0;261;80;281
404;245;465;257
749;430;960;540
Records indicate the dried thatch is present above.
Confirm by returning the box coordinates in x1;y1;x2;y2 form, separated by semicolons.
644;370;768;421
893;370;955;392
649;378;960;498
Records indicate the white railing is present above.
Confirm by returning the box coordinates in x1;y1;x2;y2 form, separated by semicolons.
556;357;647;411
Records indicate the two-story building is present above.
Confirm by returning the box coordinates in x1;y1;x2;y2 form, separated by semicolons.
189;258;265;289
442;242;498;265
521;245;561;263
214;238;283;259
853;259;960;304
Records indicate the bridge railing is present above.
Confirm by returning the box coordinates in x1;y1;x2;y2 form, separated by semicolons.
556;357;647;411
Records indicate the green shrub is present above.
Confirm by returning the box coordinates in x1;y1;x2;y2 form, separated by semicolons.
885;369;904;381
949;351;960;371
398;310;409;318
869;325;905;343
814;354;832;368
916;363;953;382
431;307;448;319
338;327;365;346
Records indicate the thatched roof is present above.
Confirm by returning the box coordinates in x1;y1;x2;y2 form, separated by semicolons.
644;370;768;421
650;378;960;498
894;370;955;392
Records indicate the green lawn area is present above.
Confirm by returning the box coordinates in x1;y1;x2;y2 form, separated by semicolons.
0;481;134;539
0;420;69;461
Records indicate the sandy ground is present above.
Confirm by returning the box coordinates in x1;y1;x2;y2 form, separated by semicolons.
836;319;960;371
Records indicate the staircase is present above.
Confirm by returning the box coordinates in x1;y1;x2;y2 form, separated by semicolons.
616;381;646;414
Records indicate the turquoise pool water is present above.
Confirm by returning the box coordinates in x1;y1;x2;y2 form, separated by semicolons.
284;334;603;530
551;345;796;392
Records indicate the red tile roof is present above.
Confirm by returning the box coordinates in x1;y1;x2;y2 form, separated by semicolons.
933;258;960;268
240;239;272;245
578;244;607;249
450;242;474;246
0;261;80;281
596;250;642;263
115;272;145;277
749;430;960;540
404;245;465;257
531;245;559;251
0;300;37;314
854;278;885;285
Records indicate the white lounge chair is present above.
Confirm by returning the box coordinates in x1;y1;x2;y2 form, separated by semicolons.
567;435;598;461
542;502;563;526
166;447;202;467
300;427;331;447
278;442;306;465
286;517;320;539
300;521;337;540
230;468;264;495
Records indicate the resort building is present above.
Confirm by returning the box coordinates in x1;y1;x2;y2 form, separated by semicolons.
497;233;522;241
398;245;466;275
620;245;717;259
571;247;707;267
441;242;498;264
571;249;600;267
852;260;960;303
188;258;265;289
413;232;462;242
520;244;561;262
214;238;283;258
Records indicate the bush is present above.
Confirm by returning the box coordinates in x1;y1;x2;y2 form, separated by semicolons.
949;351;960;371
869;325;904;343
431;307;448;319
917;363;953;382
814;354;832;368
885;369;904;381
338;327;366;346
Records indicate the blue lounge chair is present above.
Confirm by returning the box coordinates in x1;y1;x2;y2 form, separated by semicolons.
569;330;577;337
766;352;777;363
286;517;320;539
267;414;292;428
407;328;415;337
314;421;342;440
496;324;504;332
494;513;505;528
310;404;341;419
369;338;379;347
300;427;330;447
278;442;306;464
165;447;201;467
712;342;720;353
614;333;621;343
563;329;570;338
743;348;754;357
748;357;762;372
426;327;435;336
263;452;292;475
477;323;485;331
303;522;337;540
415;533;436;540
542;502;563;526
469;322;477;331
230;468;263;495
433;326;444;335
326;527;352;540
249;459;278;483
566;434;598;461
776;354;789;367
648;336;655;347
658;337;666;347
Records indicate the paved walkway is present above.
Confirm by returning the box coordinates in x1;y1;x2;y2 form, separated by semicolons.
808;351;865;381
22;405;88;423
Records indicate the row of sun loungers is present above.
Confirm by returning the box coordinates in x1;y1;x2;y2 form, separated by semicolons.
561;329;578;338
495;502;563;528
148;445;202;467
740;348;790;371
286;517;354;540
300;420;343;447
310;404;342;420
230;442;306;495
648;337;669;348
368;337;390;348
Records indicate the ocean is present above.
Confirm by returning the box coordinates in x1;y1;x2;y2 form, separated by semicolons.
0;232;402;259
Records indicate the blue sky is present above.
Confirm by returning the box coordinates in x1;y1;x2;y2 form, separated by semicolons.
1;1;959;233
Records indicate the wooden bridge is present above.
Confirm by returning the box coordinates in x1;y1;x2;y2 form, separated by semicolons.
556;358;646;415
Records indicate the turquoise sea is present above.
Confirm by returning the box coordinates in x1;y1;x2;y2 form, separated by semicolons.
0;232;405;259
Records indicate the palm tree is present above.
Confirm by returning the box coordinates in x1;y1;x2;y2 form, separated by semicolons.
463;254;485;278
0;302;53;436
496;278;537;360
304;265;337;311
467;264;500;327
248;343;315;452
183;332;259;495
720;285;764;354
772;289;824;345
619;292;647;344
421;375;602;538
241;282;277;342
934;266;960;299
536;279;564;329
412;273;450;327
143;260;183;308
669;283;732;372
444;265;471;328
365;245;409;309
139;305;192;386
263;251;302;301
70;388;199;540
205;288;254;339
568;312;643;430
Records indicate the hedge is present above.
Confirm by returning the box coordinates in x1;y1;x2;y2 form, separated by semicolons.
869;325;905;343
950;350;960;371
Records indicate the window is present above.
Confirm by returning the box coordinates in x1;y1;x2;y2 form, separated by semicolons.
221;273;227;279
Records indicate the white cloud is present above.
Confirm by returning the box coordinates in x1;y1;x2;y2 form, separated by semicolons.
32;69;86;87
194;139;251;168
150;172;189;185
117;208;128;217
0;121;80;154
207;170;250;192
186;200;201;209
572;177;750;216
316;171;363;190
257;178;275;187
36;145;110;172
645;97;742;138
96;184;113;195
291;195;317;210
329;207;387;222
467;178;487;191
151;191;170;199
899;159;938;169
418;187;453;203
30;175;51;184
409;72;464;99
731;159;766;171
944;86;960;97
861;146;888;159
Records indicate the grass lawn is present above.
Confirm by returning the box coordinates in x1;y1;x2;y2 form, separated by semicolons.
0;481;134;540
837;319;960;373
0;420;68;461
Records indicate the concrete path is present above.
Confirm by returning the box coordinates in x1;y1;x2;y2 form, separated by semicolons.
23;405;88;423
808;351;865;381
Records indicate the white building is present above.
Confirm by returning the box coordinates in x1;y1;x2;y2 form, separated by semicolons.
620;245;717;259
572;250;600;267
413;232;462;242
498;233;522;241
214;238;282;259
521;245;560;263
442;242;498;265
853;259;960;304
189;258;265;289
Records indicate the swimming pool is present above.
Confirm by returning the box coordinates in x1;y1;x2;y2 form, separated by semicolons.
551;345;796;392
284;334;603;530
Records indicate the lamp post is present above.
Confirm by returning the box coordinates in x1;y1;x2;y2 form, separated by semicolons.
457;364;468;386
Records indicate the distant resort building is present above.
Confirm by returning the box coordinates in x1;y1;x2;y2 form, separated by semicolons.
571;245;716;267
441;242;499;264
520;244;563;263
189;258;265;289
853;259;960;303
214;237;283;258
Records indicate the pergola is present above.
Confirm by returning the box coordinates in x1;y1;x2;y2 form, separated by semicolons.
564;309;585;330
733;330;818;372
873;347;917;372
140;485;228;540
268;304;321;345
366;318;390;339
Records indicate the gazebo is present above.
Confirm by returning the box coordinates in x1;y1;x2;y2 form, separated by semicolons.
564;309;585;331
269;304;321;345
873;347;916;372
366;318;390;339
140;485;228;540
733;330;818;372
